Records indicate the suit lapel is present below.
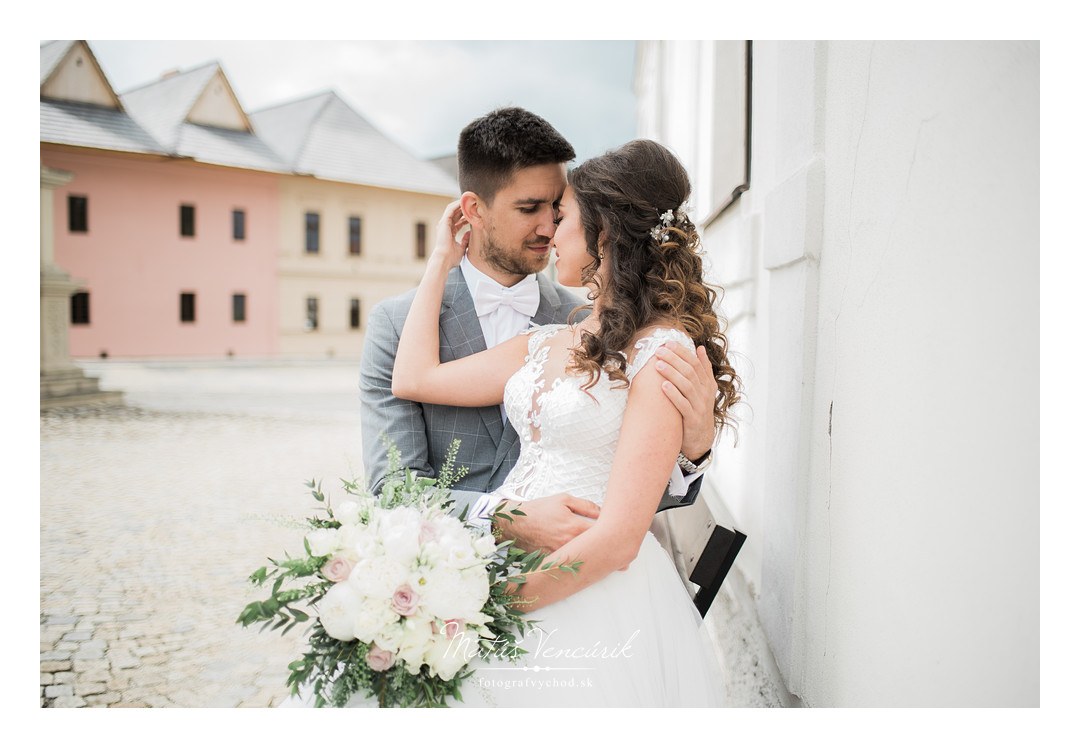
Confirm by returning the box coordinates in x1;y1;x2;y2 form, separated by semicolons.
532;273;569;327
441;267;505;449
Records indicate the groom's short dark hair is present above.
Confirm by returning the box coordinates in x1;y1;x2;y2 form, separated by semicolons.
457;107;575;202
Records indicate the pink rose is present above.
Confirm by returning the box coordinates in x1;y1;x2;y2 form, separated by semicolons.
321;555;355;583
366;645;395;672
419;520;438;545
391;584;420;616
439;619;463;639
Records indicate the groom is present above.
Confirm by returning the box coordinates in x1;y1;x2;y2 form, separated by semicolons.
360;107;717;554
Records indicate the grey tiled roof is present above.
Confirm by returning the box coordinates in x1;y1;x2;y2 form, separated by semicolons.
118;63;287;173
251;92;458;196
428;153;459;185
119;63;219;151
40;40;73;85
245;92;326;167
173;122;287;172
40;47;455;195
40;99;165;155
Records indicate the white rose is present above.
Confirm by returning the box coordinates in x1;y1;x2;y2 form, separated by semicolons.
340;523;378;559
425;628;478;681
397;617;437;675
376;507;423;567
350;555;410;599
335;500;361;525
420;565;490;622
318;582;363;641
472;532;497;559
373;621;405;653
306;528;341;558
352;600;400;643
445;535;482;569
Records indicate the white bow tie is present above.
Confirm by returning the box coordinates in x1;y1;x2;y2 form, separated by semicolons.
473;277;541;317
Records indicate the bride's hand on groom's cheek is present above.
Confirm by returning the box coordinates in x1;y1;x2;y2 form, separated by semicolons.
494;493;599;555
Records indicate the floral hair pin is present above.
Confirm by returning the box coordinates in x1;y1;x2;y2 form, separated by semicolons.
649;204;689;243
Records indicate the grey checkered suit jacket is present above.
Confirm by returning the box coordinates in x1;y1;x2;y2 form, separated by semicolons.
359;266;700;515
360;267;582;512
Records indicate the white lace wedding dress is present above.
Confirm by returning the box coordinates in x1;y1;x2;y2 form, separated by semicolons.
282;325;725;708
448;324;725;707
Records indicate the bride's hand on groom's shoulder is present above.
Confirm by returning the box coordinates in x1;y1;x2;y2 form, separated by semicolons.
432;199;470;269
494;493;600;555
655;343;719;461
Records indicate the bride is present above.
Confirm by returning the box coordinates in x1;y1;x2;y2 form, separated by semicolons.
391;138;740;707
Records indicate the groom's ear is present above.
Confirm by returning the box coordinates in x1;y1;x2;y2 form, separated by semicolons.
460;191;485;227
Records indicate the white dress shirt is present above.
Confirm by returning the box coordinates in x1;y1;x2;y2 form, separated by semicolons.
459;254;539;350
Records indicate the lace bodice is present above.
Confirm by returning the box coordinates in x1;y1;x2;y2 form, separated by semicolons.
494;324;695;507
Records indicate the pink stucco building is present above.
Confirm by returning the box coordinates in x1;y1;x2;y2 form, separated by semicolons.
45;146;280;358
40;41;457;360
41;41;284;358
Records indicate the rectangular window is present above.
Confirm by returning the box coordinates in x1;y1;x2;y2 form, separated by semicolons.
707;40;752;220
349;216;362;256
415;221;427;259
68;195;88;233
70;291;90;325
232;209;246;241
232;293;246;323
180;204;196;237
350;297;361;330
305;212;320;254
305;297;319;331
180;292;196;323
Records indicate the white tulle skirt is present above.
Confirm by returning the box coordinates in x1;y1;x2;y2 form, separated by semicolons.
279;532;724;708
450;531;724;707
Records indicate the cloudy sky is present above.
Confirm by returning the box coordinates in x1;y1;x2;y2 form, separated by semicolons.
87;40;638;162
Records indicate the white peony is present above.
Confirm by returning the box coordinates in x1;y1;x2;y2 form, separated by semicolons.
306;528;341;558
352;599;400;643
396;616;437;675
318;582;364;641
373;620;406;653
423;519;480;569
376;507;423;567
420;564;490;622
349;555;410;600
424;627;478;681
340;522;378;559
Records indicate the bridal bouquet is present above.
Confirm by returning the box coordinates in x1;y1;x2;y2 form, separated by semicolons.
237;441;577;707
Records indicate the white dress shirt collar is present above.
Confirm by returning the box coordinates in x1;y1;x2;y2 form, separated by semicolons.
459;254;539;308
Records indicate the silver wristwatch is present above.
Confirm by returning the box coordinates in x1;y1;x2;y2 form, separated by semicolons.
676;449;712;474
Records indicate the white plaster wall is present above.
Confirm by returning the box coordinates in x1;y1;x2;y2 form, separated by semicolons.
799;40;1039;706
637;40;1039;706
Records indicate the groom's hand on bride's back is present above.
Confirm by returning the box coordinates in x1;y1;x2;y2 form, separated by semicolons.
495;493;600;555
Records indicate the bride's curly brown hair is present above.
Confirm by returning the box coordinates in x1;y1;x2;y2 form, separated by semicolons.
566;139;740;434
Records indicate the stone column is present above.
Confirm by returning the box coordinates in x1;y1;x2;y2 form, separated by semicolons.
40;165;122;408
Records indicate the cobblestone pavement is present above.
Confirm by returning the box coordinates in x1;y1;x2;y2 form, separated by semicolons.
41;362;365;708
